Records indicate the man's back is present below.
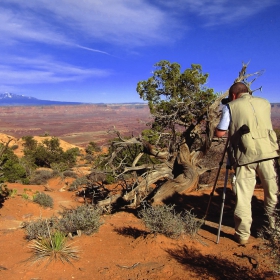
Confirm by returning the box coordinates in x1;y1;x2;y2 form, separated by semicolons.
228;93;278;165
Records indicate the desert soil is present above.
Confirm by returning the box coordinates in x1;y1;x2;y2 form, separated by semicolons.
0;175;278;280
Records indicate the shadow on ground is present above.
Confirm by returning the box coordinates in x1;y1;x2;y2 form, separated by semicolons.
163;187;267;238
166;245;273;280
114;226;149;239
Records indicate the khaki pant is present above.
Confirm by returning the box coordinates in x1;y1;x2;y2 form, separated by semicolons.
234;158;279;240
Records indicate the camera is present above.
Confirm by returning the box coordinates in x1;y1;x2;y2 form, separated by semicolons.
221;97;230;105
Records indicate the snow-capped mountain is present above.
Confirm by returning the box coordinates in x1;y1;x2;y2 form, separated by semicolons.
0;93;85;106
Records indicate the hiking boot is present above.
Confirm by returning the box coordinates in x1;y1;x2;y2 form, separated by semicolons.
234;233;249;245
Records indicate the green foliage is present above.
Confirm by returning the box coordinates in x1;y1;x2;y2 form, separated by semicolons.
85;141;101;154
22;136;78;169
68;176;88;191
19;157;37;177
137;60;216;133
61;148;80;168
10;144;18;150
1;160;28;183
0;186;18;198
28;230;79;265
104;174;116;184
141;129;160;146
0;144;28;183
33;192;54;208
50;162;68;173
58;205;102;235
138;204;202;239
22;135;38;150
22;193;29;200
8;188;18;197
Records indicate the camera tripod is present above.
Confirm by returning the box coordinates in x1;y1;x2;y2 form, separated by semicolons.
203;137;232;244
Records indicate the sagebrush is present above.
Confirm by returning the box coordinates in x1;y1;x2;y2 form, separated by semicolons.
24;216;59;240
59;204;102;235
29;169;56;185
24;205;103;239
138;204;201;239
33;192;54;208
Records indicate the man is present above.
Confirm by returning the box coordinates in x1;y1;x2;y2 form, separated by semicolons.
215;82;279;245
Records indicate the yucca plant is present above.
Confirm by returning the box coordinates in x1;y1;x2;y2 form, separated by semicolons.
28;230;79;266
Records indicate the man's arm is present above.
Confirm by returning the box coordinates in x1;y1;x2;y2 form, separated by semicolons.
215;105;230;138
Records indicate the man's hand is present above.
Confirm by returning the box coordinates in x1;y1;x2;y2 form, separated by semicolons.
215;128;227;138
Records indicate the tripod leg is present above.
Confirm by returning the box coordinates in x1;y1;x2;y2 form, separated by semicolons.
204;137;229;221
216;160;231;244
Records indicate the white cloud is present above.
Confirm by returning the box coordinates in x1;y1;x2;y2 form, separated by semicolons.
0;55;111;85
156;0;279;26
0;0;177;48
0;7;68;46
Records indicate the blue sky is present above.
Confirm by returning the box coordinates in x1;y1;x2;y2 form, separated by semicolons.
1;0;279;103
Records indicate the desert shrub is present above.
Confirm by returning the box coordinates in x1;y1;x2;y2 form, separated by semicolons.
22;136;78;169
28;230;79;265
85;141;101;154
24;216;59;240
138;204;202;239
50;162;69;173
8;188;18;197
19;157;37;177
0;184;17;198
84;154;95;164
68;176;88;191
33;192;54;208
63;170;78;179
10;144;18;150
0;184;10;198
1;160;29;184
58;205;102;235
22;193;29;200
61;147;80;167
29;169;56;185
182;209;203;237
138;204;185;238
104;174;116;184
22;135;38;150
0;144;28;184
259;210;280;274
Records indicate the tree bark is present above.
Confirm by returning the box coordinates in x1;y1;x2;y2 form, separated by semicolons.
152;141;199;204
